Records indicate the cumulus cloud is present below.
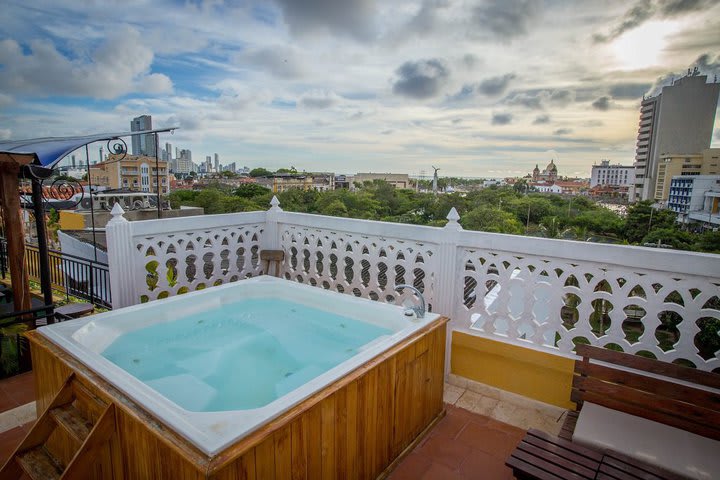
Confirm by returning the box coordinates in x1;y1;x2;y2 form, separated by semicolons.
0;27;172;99
554;128;573;135
273;0;377;41
392;59;449;99
505;88;574;110
478;73;516;96
582;120;604;127
609;83;652;99
533;114;550;124
299;90;341;109
593;0;717;42
463;53;480;70
506;91;544;109
549;89;574;107
235;45;304;78
592;96;611;110
472;0;542;41
491;113;513;125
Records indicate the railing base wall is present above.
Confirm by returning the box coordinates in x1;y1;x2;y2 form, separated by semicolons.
451;331;575;409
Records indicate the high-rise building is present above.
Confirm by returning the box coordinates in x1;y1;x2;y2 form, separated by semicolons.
165;142;172;162
632;71;719;202
130;115;156;157
214;153;220;172
176;149;193;174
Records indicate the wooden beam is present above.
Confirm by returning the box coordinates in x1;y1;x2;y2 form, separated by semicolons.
0;164;31;314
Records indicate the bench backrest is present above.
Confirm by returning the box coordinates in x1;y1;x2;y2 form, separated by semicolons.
571;345;720;440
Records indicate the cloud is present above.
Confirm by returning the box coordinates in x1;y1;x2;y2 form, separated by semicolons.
0;93;14;109
0;27;172;99
299;90;341;109
235;45;304;78
273;0;377;41
549;89;575;106
593;0;717;42
592;96;611;110
659;0;716;16
533;114;550;124
463;54;480;69
392;59;449;99
582;120;604;127
472;0;542;41
492;113;513;125
478;73;516;96
554;128;573;135
647;53;720;95
609;83;652;99
0;129;10;140
381;129;394;135
506;91;544;109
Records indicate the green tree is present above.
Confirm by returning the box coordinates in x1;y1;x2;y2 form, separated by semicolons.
275;167;298;174
249;167;272;177
624;201;677;243
320;199;349;217
235;183;271;199
641;228;693;250
572;208;624;237
693;231;720;253
462;205;524;234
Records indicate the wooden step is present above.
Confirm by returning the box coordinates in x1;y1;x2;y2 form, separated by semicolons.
16;447;63;480
49;404;93;444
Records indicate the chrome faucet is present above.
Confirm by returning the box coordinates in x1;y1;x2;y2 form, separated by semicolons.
395;284;426;319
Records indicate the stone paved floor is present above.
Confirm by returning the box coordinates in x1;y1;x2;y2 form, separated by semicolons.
0;372;568;479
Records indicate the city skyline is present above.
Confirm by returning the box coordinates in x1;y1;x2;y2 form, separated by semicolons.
1;0;719;178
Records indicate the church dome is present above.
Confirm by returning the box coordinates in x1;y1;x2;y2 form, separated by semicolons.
546;159;557;171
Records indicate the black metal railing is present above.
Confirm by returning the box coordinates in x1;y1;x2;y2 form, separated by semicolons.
0;305;56;380
0;239;111;308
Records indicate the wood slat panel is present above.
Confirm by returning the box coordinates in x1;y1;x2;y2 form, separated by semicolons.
574;362;720;410
320;394;336;480
254;436;275;480
572;376;720;436
575;344;720;389
274;425;291;480
290;419;307;480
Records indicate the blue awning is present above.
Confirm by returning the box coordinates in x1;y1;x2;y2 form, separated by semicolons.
0;128;177;169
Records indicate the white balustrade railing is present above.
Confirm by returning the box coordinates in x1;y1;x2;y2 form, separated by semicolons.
106;198;720;371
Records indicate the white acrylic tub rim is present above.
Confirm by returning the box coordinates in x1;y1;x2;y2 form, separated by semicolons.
38;276;440;456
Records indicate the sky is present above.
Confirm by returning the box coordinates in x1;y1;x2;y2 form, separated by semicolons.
1;0;719;178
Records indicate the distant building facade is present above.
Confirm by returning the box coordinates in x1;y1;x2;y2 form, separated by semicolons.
89;154;169;194
532;160;558;183
633;72;719;201
352;173;410;189
668;175;720;229
130;115;156;157
654;148;720;202
590;160;634;188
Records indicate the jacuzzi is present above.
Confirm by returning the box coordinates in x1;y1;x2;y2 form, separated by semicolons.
37;276;443;457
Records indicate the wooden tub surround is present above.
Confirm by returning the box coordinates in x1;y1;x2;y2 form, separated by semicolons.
2;316;448;479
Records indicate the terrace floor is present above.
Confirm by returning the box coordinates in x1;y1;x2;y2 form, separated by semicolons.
0;372;566;479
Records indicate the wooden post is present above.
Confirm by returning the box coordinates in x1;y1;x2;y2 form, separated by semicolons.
0;161;31;313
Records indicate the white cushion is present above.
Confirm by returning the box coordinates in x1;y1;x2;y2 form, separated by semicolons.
573;402;720;480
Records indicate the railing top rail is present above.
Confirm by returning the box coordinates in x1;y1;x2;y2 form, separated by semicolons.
129;210;267;237
455;229;720;279
277;211;445;244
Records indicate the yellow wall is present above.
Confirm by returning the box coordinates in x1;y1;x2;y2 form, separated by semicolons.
59;211;86;230
451;331;575;409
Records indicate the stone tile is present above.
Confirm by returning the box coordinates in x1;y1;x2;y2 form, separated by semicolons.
464;378;502;399
431;410;471;440
447;373;468;389
455;421;522;462
443;383;465;405
420;462;465;480
388;452;432;480
459;447;515;480
455;391;499;417
0;372;36;407
0;390;17;413
416;433;472;470
0;402;36;434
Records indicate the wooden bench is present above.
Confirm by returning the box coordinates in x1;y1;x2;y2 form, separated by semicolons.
507;429;688;480
564;344;720;441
